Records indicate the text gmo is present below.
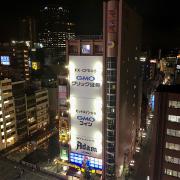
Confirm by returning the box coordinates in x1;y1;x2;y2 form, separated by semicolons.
76;76;95;81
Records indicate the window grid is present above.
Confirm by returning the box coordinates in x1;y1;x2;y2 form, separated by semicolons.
164;168;180;178
166;142;180;151
167;129;180;138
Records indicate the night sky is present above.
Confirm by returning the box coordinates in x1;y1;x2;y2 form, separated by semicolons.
0;0;180;48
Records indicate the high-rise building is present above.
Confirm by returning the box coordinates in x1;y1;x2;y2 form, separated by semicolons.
0;78;17;150
18;17;37;43
65;2;142;176
151;85;180;180
103;0;142;178
60;0;142;179
0;41;31;81
65;39;104;174
39;2;75;65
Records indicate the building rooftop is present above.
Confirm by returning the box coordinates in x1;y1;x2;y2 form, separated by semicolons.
156;84;180;93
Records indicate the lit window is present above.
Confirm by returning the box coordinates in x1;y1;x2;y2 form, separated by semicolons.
168;115;180;123
169;100;180;108
166;142;180;151
7;129;11;133
165;155;180;165
167;129;180;137
164;168;180;178
81;45;91;54
5;115;10;119
4;100;9;104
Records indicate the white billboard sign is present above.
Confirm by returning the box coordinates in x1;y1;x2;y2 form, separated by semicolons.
69;56;103;159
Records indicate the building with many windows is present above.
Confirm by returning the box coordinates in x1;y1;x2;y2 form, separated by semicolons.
0;78;17;150
12;81;27;140
39;2;75;65
26;92;37;136
35;89;49;129
26;88;49;136
103;0;142;178
151;85;180;180
0;41;31;81
60;0;142;178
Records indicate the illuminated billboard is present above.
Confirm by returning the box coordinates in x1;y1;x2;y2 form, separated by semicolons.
69;56;103;163
0;56;10;65
32;61;40;70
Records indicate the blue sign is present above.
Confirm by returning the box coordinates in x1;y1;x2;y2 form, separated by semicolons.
1;56;10;65
70;152;102;170
76;76;95;81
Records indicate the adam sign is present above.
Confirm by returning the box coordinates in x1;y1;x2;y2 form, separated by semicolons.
69;56;103;159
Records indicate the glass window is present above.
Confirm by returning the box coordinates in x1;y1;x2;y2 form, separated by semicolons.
166;142;180;151
165;168;180;177
168;115;180;123
167;129;180;137
169;100;180;108
165;155;180;165
173;170;177;177
81;44;91;54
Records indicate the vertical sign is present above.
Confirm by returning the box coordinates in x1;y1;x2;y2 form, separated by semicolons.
69;56;103;159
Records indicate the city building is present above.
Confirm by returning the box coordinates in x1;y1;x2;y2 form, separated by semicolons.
59;0;142;178
0;41;31;81
103;0;142;178
11;41;31;81
39;2;75;66
0;78;17;150
12;81;27;140
26;88;49;136
160;56;177;85
26;92;37;136
35;89;49;130
151;85;180;180
65;39;104;175
18;17;37;43
0;43;21;81
30;43;44;80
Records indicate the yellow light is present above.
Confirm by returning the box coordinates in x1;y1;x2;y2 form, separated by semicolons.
91;170;95;174
32;62;38;70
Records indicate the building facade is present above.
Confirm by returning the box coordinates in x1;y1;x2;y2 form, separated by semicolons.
35;89;49;130
0;41;31;81
103;0;142;178
0;78;17;150
151;85;180;180
12;81;27;140
66;39;104;173
61;0;142;178
26;92;37;136
39;3;75;65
